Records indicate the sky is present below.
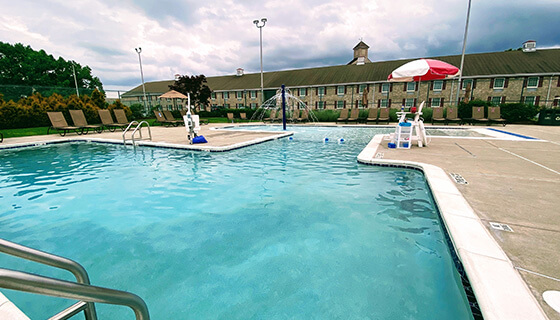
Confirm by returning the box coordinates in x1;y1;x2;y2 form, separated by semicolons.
1;0;559;94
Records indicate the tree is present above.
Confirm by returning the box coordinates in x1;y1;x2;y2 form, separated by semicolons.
0;41;104;101
169;74;212;109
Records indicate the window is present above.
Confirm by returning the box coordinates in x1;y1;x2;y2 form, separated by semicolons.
405;98;414;107
407;82;416;92
359;84;367;94
491;96;502;105
524;96;536;105
527;77;539;88
236;91;243;100
223;92;229;99
431;98;441;107
211;92;216;100
336;100;345;109
318;87;325;96
317;101;326;109
381;83;389;93
250;103;257;108
493;78;505;89
553;96;559;107
224;103;230;108
433;81;443;91
337;86;345;96
380;99;388;107
461;79;473;90
299;88;306;97
250;91;257;99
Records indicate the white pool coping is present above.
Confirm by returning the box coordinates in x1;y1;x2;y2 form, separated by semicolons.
357;134;547;320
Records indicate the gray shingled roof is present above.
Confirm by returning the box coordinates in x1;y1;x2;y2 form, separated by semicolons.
122;49;560;97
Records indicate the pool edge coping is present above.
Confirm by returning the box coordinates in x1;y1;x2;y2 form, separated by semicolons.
357;134;548;320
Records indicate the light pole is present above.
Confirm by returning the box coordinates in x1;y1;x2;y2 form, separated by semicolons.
71;62;79;97
135;47;148;114
253;18;267;106
455;0;472;106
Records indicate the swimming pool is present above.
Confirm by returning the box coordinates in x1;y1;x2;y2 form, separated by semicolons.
0;127;473;319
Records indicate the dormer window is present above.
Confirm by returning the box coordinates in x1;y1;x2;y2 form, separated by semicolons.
522;40;536;52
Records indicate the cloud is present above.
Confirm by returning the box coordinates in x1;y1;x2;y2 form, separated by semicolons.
0;0;558;91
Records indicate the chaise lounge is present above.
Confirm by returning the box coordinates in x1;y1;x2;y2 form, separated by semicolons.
69;110;103;134
47;111;83;136
98;109;127;132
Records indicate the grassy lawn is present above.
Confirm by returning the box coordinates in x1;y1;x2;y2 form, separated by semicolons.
1;118;232;139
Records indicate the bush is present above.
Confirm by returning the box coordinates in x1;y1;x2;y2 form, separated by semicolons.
128;103;144;120
500;103;540;123
312;109;340;122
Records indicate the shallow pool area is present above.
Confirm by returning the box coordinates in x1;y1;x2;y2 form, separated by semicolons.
0;127;474;319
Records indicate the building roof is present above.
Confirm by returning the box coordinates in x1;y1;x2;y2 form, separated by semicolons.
122;49;560;96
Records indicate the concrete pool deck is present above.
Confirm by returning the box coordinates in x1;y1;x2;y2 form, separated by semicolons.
1;123;559;319
358;124;560;320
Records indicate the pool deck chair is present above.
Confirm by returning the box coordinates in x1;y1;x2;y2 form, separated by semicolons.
488;107;506;126
470;107;489;125
69;110;103;134
264;109;276;122
347;108;360;124
378;107;390;124
365;108;378;124
227;113;235;123
154;110;180;126
445;107;462;125
336;108;349;123
163;110;184;125
431;107;446;125
98;109;126;132
240;113;248;122
47;111;82;136
114;109;132;127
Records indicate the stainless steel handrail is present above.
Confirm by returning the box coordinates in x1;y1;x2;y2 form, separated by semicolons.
0;269;150;320
0;239;97;320
123;121;140;144
131;121;152;145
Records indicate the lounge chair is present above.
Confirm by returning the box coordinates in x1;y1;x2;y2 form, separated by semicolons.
365;108;378;124
377;107;390;124
347;108;360;123
47;111;82;136
240;113;248;122
264;109;276;122
153;110;180;127
68;110;103;134
488;107;506;126
296;110;308;123
431;107;445;125
227;113;235;123
98;109;127;132
113;109;132;127
0;132;4;143
163;110;184;125
470;107;489;125
336;109;349;124
446;107;462;125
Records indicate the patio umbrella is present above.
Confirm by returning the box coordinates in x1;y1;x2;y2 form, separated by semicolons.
387;59;459;82
158;90;188;110
362;87;369;107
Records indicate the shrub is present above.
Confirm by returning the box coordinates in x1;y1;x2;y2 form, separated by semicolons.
500;103;540;123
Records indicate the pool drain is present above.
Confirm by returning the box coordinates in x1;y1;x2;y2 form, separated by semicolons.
489;222;514;232
449;172;468;185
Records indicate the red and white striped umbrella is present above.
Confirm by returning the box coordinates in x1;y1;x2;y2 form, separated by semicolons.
388;59;460;82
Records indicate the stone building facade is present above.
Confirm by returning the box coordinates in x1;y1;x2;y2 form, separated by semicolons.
122;41;560;111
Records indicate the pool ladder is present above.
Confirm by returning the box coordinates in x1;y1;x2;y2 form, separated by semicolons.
0;239;150;320
123;121;152;146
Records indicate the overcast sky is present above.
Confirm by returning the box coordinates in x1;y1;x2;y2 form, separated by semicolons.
1;0;559;93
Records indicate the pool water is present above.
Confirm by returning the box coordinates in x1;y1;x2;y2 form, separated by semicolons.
0;127;473;319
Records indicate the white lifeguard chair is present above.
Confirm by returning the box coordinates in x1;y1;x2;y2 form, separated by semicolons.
393;101;428;148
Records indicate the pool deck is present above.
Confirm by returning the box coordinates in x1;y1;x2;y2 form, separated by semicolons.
1;123;559;319
359;124;560;320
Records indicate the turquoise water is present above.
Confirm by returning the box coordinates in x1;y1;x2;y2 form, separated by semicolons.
0;127;472;319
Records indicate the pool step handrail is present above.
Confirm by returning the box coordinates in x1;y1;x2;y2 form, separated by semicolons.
123;121;152;146
0;239;150;320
